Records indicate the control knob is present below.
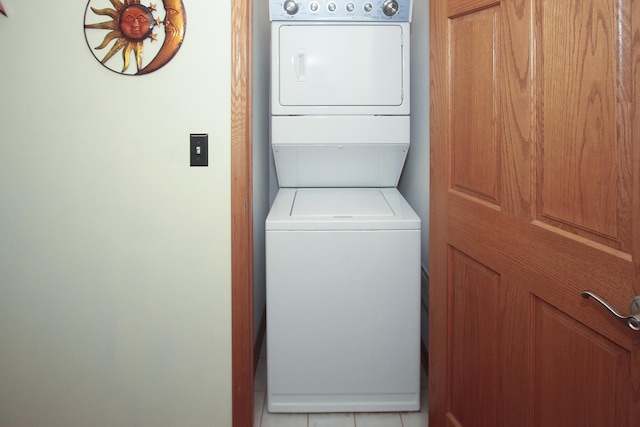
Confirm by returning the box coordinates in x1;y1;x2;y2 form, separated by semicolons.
382;0;399;16
283;0;299;15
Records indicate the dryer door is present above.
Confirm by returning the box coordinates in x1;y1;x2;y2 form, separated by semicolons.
272;23;409;115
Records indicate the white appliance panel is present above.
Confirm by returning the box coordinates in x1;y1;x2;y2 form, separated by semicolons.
272;115;410;145
278;25;402;106
269;0;413;22
272;22;410;115
266;228;421;412
266;188;420;230
272;116;410;187
274;144;408;187
291;188;394;217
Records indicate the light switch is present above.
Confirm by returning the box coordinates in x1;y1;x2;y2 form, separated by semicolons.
190;134;208;167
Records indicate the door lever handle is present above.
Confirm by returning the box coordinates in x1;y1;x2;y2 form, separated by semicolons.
581;291;640;331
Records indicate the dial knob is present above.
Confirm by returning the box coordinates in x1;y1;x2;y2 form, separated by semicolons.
364;2;373;12
382;0;399;16
346;2;355;12
309;1;319;12
327;2;337;12
283;0;299;15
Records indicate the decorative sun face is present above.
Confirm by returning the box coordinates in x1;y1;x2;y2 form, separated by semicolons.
84;0;186;75
119;4;156;41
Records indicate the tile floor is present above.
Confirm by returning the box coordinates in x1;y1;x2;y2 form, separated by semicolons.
253;342;429;427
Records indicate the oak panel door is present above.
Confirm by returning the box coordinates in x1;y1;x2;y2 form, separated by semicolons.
429;0;640;426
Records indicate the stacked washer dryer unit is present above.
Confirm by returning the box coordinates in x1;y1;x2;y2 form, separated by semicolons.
266;0;420;414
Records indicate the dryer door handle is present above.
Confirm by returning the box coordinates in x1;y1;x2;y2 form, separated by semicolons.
294;50;307;81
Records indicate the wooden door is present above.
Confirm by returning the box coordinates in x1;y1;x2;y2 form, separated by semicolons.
429;0;640;426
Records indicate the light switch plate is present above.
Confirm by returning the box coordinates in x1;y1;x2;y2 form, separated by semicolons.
190;134;208;167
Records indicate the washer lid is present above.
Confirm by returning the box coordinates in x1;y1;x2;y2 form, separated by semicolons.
292;188;394;217
266;188;421;231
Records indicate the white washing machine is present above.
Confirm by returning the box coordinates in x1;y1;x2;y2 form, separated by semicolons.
266;0;420;413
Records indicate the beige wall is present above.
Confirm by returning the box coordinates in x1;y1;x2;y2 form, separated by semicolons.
0;2;232;426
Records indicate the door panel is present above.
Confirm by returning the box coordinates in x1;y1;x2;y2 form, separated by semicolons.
430;0;640;425
276;25;405;107
448;248;529;426
451;7;501;205
537;0;631;249
533;299;630;427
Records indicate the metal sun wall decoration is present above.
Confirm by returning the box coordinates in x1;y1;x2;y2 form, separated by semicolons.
84;0;186;75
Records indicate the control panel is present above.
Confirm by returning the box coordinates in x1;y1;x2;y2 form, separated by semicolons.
270;0;412;21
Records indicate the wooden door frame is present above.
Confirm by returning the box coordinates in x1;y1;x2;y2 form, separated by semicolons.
231;0;254;425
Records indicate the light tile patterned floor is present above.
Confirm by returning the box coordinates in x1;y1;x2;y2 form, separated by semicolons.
254;342;429;427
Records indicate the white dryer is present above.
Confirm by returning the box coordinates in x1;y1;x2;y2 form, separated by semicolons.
266;0;420;413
